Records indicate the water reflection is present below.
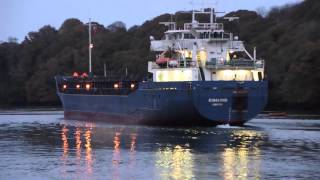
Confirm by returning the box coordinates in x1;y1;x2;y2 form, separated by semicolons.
60;125;69;176
112;131;121;180
61;125;69;162
129;133;137;167
58;122;266;179
156;145;194;179
2;113;320;179
84;127;93;174
60;123;94;175
222;130;262;180
112;131;121;163
75;128;81;162
130;133;137;152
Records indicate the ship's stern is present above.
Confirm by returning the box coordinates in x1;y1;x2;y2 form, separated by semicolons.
192;81;268;125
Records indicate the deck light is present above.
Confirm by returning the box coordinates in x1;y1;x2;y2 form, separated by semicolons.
114;83;119;89
130;83;135;89
85;84;91;90
63;84;67;89
76;84;80;89
73;72;79;77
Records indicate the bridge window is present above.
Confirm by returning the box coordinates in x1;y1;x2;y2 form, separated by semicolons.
168;34;177;40
223;33;230;39
184;33;195;39
210;32;223;39
200;32;210;39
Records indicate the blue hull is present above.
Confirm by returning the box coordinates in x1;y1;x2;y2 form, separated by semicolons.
57;80;268;126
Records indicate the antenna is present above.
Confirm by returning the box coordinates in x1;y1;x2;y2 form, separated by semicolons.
188;0;224;23
214;0;218;6
189;0;212;9
169;14;176;30
189;0;195;11
189;0;195;22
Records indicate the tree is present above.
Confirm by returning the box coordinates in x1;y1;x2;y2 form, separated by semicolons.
1;0;320;111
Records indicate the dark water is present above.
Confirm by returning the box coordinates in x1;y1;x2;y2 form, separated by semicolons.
0;111;320;179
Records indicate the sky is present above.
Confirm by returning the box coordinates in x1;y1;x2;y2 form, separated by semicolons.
0;0;302;42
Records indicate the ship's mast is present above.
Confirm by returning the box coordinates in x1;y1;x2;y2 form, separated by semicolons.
88;18;92;74
192;10;195;22
210;8;214;23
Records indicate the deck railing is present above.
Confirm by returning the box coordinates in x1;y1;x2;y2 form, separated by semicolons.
184;23;223;30
149;59;264;70
206;59;264;69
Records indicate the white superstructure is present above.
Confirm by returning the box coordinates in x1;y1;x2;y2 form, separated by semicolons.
148;8;265;82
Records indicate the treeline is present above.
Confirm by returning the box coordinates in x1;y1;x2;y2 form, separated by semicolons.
0;0;320;111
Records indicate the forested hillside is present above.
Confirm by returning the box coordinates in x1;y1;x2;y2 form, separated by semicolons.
0;0;319;111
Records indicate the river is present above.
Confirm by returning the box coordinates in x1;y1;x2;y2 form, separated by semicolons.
0;110;319;179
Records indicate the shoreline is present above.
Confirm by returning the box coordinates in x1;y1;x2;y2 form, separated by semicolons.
258;111;320;120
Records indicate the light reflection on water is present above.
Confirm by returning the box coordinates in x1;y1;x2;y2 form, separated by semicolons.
112;131;121;180
0;113;320;179
222;131;262;180
60;123;95;177
156;145;194;179
75;128;81;164
61;125;68;161
57;121;265;179
84;127;93;174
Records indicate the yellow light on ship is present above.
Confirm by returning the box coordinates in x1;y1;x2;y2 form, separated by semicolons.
156;69;193;82
198;50;207;61
227;52;230;61
85;84;91;90
130;83;135;89
227;50;235;61
114;83;119;89
183;51;192;58
76;84;80;89
63;84;67;89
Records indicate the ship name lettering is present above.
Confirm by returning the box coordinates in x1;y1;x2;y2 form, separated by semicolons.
208;98;228;103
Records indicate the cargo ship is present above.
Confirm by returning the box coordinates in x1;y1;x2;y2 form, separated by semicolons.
55;9;268;126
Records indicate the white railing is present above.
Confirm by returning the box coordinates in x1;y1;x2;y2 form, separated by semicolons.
184;23;223;30
206;59;265;69
148;61;196;70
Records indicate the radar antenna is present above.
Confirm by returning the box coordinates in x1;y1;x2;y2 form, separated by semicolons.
224;17;240;22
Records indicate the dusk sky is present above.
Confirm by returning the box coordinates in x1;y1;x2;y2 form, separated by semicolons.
1;0;302;42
